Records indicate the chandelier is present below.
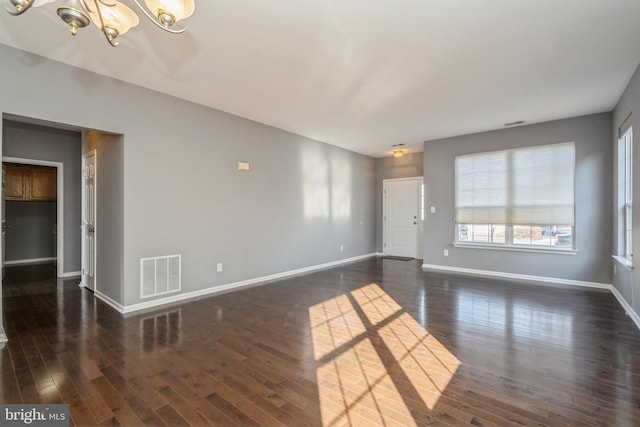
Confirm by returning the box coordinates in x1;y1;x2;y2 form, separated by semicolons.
5;0;195;47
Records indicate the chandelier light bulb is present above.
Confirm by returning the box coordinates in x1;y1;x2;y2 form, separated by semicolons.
144;0;195;25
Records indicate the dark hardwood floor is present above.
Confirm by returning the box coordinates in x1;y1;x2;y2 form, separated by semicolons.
1;259;639;426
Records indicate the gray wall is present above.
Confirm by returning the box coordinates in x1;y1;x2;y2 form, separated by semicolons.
0;44;377;308
375;152;424;253
423;113;613;284
83;131;124;303
2;120;82;273
5;201;56;262
613;62;640;318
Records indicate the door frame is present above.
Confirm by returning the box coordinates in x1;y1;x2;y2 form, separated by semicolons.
383;176;424;259
80;150;97;292
2;156;65;278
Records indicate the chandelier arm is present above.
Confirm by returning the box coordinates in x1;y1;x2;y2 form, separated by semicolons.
82;0;94;12
6;0;35;16
102;27;119;46
90;0;119;46
131;0;186;34
80;0;93;13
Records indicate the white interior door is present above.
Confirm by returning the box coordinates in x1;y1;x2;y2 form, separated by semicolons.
82;152;96;291
384;178;419;258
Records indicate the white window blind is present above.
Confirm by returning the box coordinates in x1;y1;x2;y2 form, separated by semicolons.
455;142;575;225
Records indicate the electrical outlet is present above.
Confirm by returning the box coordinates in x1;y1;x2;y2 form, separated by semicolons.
443;249;449;256
340;245;344;252
217;263;223;272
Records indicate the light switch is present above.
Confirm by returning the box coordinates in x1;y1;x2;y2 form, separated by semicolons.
238;161;250;171
430;206;436;213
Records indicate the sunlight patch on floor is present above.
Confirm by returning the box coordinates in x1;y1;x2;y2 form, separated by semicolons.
310;284;461;426
309;294;366;361
317;338;417;427
351;284;402;326
379;312;461;409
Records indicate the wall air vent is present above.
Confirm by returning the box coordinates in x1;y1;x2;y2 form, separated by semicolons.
140;255;181;299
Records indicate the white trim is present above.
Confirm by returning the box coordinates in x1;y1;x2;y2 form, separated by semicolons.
453;242;578;255
4;257;56;266
421;263;640;331
94;290;125;313
60;270;81;278
2;156;65;278
115;253;378;314
612;255;633;271
611;286;640;330
421;263;611;290
383;177;423;183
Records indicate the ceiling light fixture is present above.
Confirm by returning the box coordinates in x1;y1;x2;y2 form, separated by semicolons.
392;149;404;158
5;0;195;47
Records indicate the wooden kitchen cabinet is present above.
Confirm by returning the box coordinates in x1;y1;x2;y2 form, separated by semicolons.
4;164;27;199
3;164;57;201
30;167;57;200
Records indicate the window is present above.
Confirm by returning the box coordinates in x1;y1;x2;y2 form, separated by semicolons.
454;142;575;251
619;120;633;259
457;224;572;248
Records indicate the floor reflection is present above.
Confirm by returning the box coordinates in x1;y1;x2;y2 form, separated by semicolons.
140;308;182;352
456;290;574;347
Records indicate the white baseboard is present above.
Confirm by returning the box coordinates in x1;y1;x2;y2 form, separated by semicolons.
611;286;640;330
422;263;640;331
94;290;125;313
60;271;81;278
4;257;56;266
120;253;378;314
421;263;612;290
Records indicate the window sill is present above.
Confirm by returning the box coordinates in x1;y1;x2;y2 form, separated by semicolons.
612;255;633;271
453;242;578;255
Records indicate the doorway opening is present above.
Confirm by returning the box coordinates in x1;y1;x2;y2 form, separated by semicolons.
2;157;65;278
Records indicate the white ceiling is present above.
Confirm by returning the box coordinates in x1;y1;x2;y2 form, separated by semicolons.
1;0;640;158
